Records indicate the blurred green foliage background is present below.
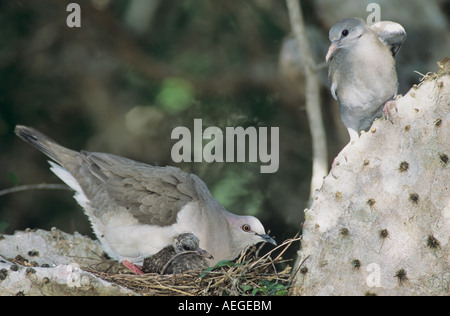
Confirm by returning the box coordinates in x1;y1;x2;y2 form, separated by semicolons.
0;0;448;262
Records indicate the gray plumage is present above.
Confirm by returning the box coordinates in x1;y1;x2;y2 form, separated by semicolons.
326;17;406;142
142;233;213;274
15;126;276;268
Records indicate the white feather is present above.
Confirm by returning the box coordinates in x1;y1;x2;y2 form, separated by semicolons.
48;161;89;208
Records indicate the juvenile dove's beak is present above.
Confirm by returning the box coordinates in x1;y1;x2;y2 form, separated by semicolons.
197;248;214;260
325;42;339;63
258;234;277;246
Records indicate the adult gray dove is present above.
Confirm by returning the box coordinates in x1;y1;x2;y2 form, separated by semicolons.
15;126;276;273
142;233;213;274
326;17;406;176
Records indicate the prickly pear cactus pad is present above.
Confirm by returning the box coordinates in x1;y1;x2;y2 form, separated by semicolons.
293;60;449;296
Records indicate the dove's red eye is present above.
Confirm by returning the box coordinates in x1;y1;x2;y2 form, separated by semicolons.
342;29;349;37
241;224;251;232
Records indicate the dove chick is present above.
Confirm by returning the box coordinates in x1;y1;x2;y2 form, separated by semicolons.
142;233;213;274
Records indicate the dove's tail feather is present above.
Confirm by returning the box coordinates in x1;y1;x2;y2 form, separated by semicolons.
15;125;78;166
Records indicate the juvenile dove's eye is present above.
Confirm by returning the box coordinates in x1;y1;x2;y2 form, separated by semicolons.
342;29;349;37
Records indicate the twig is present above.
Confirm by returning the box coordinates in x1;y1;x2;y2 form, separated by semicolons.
286;0;328;200
249;235;302;270
0;183;71;197
291;254;310;282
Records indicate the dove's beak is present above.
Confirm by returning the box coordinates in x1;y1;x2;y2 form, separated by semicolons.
258;234;277;246
325;42;339;63
197;248;214;260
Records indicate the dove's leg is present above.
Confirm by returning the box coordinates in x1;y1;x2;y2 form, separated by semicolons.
382;100;398;123
122;260;144;274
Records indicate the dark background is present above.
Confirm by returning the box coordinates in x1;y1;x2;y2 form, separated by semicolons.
1;0;448;263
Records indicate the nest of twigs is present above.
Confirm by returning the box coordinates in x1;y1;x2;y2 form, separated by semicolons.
84;235;301;296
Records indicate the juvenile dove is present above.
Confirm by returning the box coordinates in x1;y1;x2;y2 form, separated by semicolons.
142;233;213;274
326;17;406;175
15;126;276;273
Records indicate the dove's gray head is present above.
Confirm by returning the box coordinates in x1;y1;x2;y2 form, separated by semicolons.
173;233;214;259
225;213;277;252
326;17;366;62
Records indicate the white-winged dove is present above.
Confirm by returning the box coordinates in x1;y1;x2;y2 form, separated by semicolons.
326;17;406;176
15;126;276;273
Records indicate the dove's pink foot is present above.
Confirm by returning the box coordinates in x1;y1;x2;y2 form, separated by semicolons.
122;260;144;274
382;100;398;123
